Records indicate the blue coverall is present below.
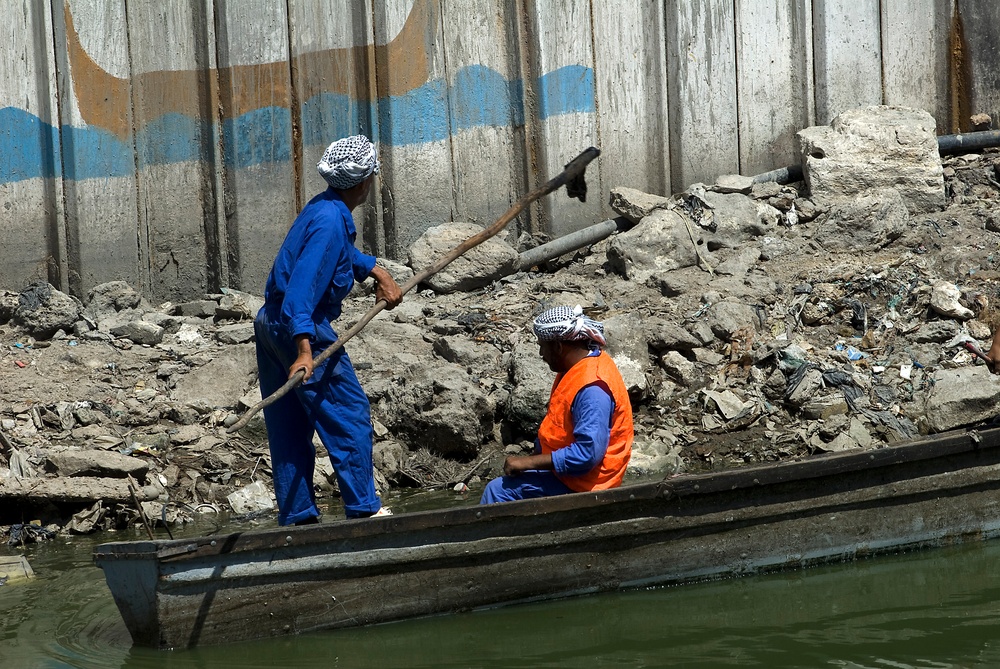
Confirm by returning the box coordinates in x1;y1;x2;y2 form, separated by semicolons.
254;188;381;524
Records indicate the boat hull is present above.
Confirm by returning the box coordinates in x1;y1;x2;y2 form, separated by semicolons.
95;427;1000;649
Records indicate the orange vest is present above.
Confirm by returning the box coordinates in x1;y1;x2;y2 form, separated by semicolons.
538;351;634;492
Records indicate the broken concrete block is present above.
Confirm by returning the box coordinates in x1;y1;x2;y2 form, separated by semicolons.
408;222;519;293
608;186;671;224
47;449;149;479
924;366;1000;432
711;174;754;194
110;320;165;345
607;208;699;283
798;105;945;214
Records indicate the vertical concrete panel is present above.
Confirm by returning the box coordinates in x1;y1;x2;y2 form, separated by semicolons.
734;0;813;175
813;0;883;124
0;1;66;290
665;0;739;189
526;0;603;239
591;0;671;197
287;0;383;255
53;1;140;297
440;2;528;232
374;0;455;258
214;0;296;294
125;1;221;300
881;0;954;131
956;0;1000;129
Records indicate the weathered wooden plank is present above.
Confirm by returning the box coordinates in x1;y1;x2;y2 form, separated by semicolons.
881;0;954;132
956;0;1000;131
734;0;813;175
213;0;296;293
52;1;140;297
591;0;671;197
0;1;66;291
812;0;883;124
665;0;740;190
440;1;527;232
373;0;456;258
525;0;603;239
123;1;221;300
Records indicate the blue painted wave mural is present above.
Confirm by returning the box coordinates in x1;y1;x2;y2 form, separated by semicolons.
0;65;594;184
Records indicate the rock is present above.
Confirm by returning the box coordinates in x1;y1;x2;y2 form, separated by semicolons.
798;105;945;214
170;344;257;409
604;313;650;394
703;300;761;342
215;289;264;320
432;336;502;370
607;208;699;283
657;351;699;386
924;366;1000;432
215;323;255;344
700;191;781;247
504;345;552;434
109;320;165;345
173;300;218;318
84;281;142;323
647;318;702;351
46;449;149;478
929;280;974;320
0;290;18;324
715;247;762;277
375;362;497;458
911;320;960;344
0;476;158;504
811;188;909;251
408;222;519;293
14;282;83;339
608;186;671;224
711;174;754;194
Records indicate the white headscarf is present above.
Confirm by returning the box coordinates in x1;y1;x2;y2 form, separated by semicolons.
317;135;380;190
532;305;606;347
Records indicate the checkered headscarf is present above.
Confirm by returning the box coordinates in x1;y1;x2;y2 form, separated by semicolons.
533;305;606;347
317;135;380;190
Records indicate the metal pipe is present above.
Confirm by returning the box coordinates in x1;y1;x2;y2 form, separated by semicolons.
518;218;625;270
936;130;1000;155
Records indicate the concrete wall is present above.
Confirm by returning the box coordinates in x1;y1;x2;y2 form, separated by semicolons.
0;0;991;300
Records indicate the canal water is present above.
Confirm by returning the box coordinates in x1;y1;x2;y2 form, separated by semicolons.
4;491;1000;668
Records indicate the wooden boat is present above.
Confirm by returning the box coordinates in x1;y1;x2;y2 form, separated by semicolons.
94;426;1000;649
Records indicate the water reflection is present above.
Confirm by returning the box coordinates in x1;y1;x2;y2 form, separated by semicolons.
3;504;1000;668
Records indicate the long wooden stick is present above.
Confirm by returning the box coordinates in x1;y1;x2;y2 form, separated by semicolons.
227;147;601;433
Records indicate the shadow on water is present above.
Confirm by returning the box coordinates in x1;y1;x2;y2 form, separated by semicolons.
5;497;1000;668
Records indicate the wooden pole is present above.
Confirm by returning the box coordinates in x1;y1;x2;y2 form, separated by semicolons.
227;147;600;433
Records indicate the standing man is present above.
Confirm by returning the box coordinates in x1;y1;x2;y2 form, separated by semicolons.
481;306;633;504
255;135;402;525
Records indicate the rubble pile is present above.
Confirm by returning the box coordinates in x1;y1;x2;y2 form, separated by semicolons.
4;105;1000;539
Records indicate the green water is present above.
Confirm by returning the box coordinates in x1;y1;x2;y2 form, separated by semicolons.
4;491;1000;668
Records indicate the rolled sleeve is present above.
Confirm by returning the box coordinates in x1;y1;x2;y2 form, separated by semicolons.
551;383;614;476
351;247;377;283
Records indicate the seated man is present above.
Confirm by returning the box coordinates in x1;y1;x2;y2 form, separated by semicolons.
481;305;634;504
